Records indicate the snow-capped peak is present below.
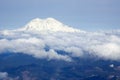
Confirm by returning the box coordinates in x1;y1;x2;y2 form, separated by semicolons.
21;18;83;32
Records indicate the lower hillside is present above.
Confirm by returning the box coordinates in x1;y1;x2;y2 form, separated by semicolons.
0;53;120;80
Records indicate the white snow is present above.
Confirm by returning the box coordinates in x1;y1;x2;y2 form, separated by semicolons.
21;18;84;33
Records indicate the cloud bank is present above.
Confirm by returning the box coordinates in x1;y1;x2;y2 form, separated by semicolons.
0;30;120;61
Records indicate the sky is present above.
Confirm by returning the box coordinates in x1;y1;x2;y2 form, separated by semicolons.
0;0;120;31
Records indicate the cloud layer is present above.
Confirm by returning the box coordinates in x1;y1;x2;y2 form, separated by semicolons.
0;30;120;61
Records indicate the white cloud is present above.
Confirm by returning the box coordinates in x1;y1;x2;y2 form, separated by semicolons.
0;72;8;79
0;36;71;61
89;43;120;60
46;49;71;61
0;71;37;80
0;30;120;61
64;47;83;57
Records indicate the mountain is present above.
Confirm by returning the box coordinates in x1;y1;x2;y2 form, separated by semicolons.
0;18;120;80
20;18;84;32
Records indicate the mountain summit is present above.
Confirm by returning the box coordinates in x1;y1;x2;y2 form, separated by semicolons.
22;18;82;32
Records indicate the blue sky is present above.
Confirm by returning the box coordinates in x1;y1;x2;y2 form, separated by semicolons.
0;0;120;31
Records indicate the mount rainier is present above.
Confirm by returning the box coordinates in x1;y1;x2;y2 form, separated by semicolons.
19;18;83;33
0;18;120;80
0;18;120;62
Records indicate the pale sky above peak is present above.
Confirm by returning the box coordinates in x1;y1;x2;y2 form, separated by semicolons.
0;0;120;31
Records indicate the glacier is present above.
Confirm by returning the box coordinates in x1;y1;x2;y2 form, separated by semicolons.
19;18;84;33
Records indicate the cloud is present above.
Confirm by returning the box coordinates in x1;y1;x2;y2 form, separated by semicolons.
0;36;71;61
0;71;37;80
64;47;83;57
0;30;120;61
0;72;8;79
89;43;120;60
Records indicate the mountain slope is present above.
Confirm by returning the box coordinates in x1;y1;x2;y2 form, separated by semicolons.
20;18;83;32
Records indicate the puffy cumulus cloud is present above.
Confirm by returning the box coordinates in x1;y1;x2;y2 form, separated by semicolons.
0;30;120;61
0;38;45;53
0;36;71;61
89;43;120;60
44;49;71;61
64;47;83;57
